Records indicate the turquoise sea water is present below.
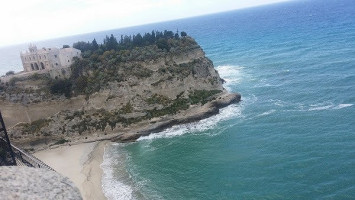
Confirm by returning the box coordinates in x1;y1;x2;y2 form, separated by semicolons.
1;0;355;199
100;1;355;199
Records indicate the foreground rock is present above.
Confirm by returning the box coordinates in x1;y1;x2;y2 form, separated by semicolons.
0;166;82;200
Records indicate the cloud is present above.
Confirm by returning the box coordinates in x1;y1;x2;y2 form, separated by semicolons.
0;0;289;46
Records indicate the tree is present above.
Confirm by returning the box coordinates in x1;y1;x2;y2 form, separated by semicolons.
63;45;70;48
49;79;72;98
73;41;91;52
164;30;174;38
6;71;14;76
92;39;99;51
181;31;187;37
133;33;143;46
156;38;170;51
104;34;119;50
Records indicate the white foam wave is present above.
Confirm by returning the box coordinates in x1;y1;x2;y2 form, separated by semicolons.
215;65;243;91
308;103;353;111
308;104;333;111
101;145;134;200
257;109;276;117
138;104;242;141
333;104;353;109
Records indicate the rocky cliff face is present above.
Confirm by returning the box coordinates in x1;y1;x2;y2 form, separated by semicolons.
1;36;240;149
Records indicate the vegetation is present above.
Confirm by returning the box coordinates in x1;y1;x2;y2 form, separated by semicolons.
67;30;195;96
21;119;52;134
49;79;72;98
6;71;14;76
189;90;222;105
53;138;70;145
73;30;187;57
146;94;172;106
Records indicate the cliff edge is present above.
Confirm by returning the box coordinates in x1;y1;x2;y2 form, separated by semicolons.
0;32;240;150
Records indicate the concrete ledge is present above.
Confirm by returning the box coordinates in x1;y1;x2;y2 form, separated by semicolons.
0;166;82;200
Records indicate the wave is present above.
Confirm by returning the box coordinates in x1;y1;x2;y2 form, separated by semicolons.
308;104;333;111
101;145;134;200
257;109;276;117
268;99;353;112
215;65;244;91
138;104;242;141
308;103;353;111
333;104;353;109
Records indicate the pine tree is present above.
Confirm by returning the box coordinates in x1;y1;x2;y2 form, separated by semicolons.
92;39;99;50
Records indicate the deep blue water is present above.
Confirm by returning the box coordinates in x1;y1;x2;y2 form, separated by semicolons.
1;0;355;199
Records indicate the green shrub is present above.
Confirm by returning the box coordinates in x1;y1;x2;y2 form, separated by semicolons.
146;94;171;106
49;79;72;97
54;138;69;145
23;119;51;134
188;90;222;105
121;102;133;114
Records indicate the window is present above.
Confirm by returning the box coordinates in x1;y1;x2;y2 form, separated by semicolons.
56;63;58;66
68;60;70;62
54;55;57;58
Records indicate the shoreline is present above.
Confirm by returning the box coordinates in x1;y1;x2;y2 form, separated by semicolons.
34;141;109;200
29;92;241;199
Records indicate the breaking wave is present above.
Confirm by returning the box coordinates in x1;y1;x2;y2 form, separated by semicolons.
101;145;134;200
138;103;242;141
215;65;244;91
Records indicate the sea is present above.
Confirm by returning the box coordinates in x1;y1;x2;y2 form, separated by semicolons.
1;0;355;199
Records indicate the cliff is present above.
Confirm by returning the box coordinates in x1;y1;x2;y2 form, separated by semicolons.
0;34;240;150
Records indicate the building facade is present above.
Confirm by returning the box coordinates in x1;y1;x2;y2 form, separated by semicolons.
20;45;81;73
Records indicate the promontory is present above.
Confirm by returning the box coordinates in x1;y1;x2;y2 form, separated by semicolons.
0;30;241;151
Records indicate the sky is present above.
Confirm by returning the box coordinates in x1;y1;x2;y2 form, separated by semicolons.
0;0;290;47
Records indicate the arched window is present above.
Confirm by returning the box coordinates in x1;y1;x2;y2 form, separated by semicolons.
31;63;34;70
40;62;45;69
34;63;39;70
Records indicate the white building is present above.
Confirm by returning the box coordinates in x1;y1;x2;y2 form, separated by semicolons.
20;44;81;73
0;45;81;83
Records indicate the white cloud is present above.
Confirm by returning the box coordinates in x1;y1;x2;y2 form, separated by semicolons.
0;0;289;46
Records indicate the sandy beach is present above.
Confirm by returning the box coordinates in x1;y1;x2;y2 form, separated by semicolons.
34;141;109;200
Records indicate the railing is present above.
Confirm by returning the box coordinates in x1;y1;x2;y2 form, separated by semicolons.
0;137;54;170
0;111;54;171
10;143;54;171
